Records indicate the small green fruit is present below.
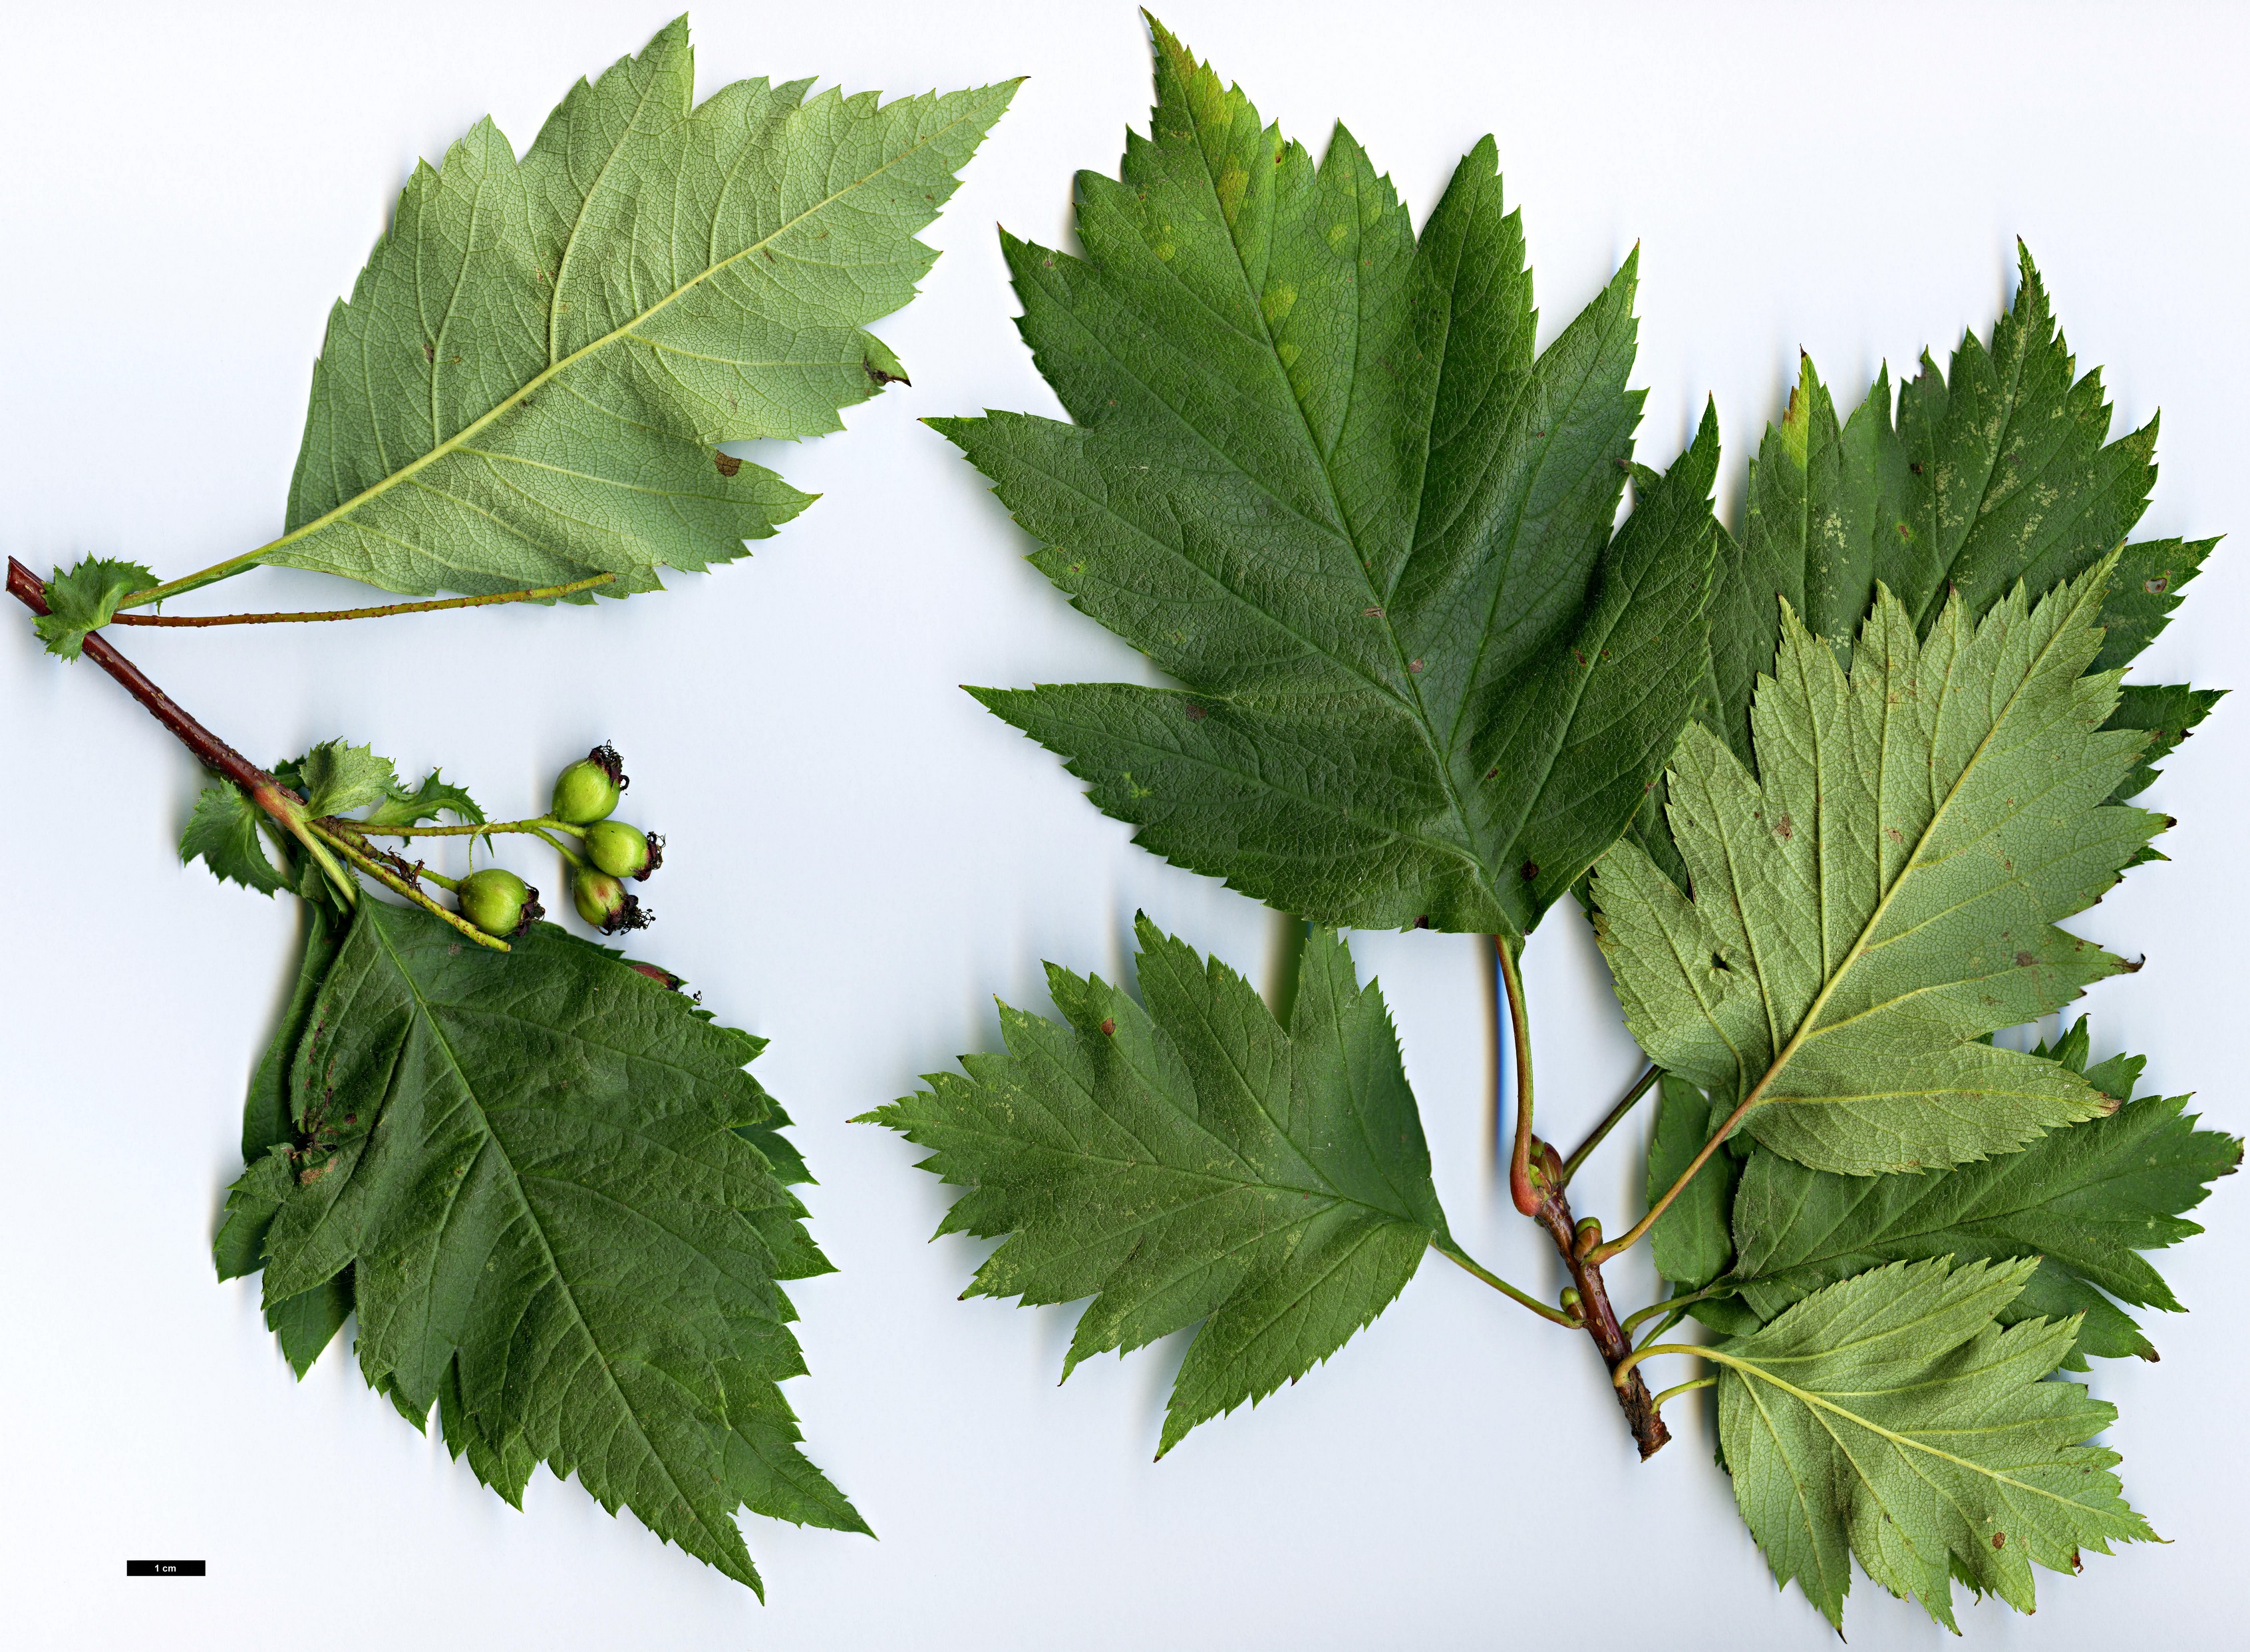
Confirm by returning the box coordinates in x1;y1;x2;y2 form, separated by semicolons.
457;868;541;939
585;820;662;880
571;866;650;933
551;743;627;824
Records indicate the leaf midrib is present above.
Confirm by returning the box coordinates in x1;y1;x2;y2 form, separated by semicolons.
1712;1343;2116;1522
367;915;743;1573
257;98;995;569
1735;581;2097;1120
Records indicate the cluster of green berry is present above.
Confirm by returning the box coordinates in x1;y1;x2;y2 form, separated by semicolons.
454;744;662;940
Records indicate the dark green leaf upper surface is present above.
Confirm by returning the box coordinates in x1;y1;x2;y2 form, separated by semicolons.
1700;256;2195;775
217;899;861;1591
1711;1257;2151;1630
34;558;155;658
861;918;1446;1454
1718;1021;2239;1366
942;23;1718;939
1594;562;2160;1174
263;18;1014;599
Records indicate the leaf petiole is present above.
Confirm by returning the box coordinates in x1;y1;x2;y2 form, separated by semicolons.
1496;937;1539;1218
110;573;615;626
1591;1092;1758;1264
1559;1065;1659;1189
1621;1283;1720;1345
1650;1375;1716;1410
1429;1238;1578;1327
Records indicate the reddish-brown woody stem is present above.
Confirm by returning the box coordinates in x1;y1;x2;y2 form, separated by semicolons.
7;557;346;894
1526;1137;1670;1459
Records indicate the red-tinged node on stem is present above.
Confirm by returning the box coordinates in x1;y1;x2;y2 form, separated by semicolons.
551;743;627;824
585;819;661;880
457;867;540;939
571;866;650;933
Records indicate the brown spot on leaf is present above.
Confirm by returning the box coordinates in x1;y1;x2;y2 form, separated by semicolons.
1408;658;1424;672
1184;703;1206;721
1897;523;1909;539
422;342;435;362
1993;1532;2006;1550
2016;950;2036;967
2145;574;2170;595
1414;915;1430;929
1909;461;1923;475
713;451;743;478
1100;1017;1115;1037
1884;826;1903;844
631;963;683;990
1774;812;1793;840
866;360;909;387
1363;605;1384;617
1520;861;1539;882
298;1163;329;1186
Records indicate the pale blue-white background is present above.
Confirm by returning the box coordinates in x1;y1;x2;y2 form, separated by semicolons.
3;2;2243;1646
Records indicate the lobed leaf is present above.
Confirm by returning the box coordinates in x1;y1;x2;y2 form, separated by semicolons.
263;17;1015;600
941;20;1719;939
1594;560;2164;1175
215;898;861;1591
1708;1021;2240;1367
860;918;1448;1455
1710;1257;2152;1629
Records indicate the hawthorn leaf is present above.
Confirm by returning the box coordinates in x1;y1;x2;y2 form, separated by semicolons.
1710;1257;2152;1630
180;781;289;896
33;557;155;658
939;21;1719;939
860;918;1449;1455
260;17;1015;601
1592;560;2162;1175
222;898;863;1592
1716;1020;2239;1367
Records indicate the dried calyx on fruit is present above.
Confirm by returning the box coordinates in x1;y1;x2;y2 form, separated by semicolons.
571;866;649;933
585;819;662;880
456;867;541;939
550;743;627;824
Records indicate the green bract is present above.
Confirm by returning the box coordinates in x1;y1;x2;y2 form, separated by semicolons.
938;21;1719;939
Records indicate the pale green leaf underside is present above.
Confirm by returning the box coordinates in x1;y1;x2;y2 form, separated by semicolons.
1713;1257;2151;1630
1722;1021;2240;1365
220;900;862;1592
860;919;1447;1454
1593;560;2162;1174
943;22;1717;939
271;17;1014;599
